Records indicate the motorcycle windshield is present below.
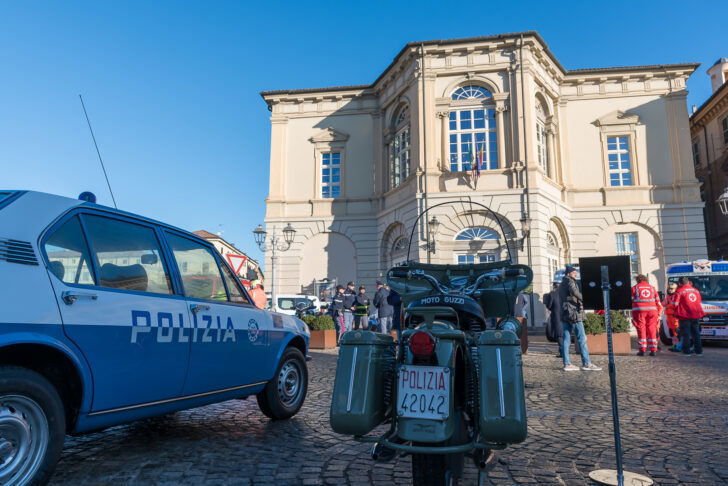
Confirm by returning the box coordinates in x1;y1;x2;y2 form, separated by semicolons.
387;262;533;319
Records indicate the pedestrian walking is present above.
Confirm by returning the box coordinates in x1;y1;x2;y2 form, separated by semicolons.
631;274;663;356
663;282;681;352
342;281;357;334
373;280;394;334
673;277;705;356
558;265;601;371
354;286;370;330
544;282;564;358
514;289;530;320
331;285;346;341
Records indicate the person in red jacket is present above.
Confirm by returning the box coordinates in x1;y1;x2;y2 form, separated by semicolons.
673;277;706;356
631;274;662;356
663;282;681;351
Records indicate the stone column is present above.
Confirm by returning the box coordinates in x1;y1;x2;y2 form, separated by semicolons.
436;111;450;171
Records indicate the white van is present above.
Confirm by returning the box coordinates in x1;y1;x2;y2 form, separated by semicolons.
267;294;322;315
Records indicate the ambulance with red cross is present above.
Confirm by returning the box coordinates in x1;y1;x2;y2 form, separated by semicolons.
663;259;728;343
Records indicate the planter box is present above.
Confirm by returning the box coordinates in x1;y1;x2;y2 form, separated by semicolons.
310;329;337;349
586;332;631;355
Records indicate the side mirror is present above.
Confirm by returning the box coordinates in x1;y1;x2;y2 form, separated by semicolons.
141;253;158;265
295;302;309;311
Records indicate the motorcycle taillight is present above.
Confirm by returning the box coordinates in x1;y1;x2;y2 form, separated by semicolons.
409;331;436;358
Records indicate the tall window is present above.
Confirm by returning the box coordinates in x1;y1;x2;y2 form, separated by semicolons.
546;232;560;281
535;100;550;177
615;232;640;277
692;139;700;168
449;86;497;172
321;152;341;198
722;116;728;145
606;136;633;186
390;106;410;189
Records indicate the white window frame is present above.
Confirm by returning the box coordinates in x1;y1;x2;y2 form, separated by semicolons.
455;253;497;264
536;121;550;177
692;138;700;168
615;232;640;278
448;86;498;173
605;135;634;187
320;152;341;199
390;107;411;189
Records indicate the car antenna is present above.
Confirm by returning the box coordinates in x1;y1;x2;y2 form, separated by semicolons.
78;94;118;209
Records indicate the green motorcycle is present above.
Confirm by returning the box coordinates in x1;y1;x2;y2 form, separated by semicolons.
330;202;533;486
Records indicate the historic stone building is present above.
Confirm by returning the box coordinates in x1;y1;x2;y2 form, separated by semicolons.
260;31;707;322
691;58;728;259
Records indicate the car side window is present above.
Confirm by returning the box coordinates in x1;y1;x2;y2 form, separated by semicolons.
44;215;96;285
82;214;173;295
217;258;251;304
166;233;228;301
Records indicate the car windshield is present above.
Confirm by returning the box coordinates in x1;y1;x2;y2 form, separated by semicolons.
278;297;314;310
668;276;728;301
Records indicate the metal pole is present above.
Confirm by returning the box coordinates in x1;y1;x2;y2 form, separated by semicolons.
420;43;430;264
519;35;536;329
270;231;277;313
601;265;624;486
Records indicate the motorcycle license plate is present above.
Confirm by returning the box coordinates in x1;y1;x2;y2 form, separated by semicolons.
397;365;450;420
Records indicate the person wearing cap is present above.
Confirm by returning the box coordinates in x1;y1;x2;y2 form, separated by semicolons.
373;280;393;334
353;286;371;330
330;285;346;341
342;281;357;333
249;280;267;310
558;265;601;371
663;282;681;351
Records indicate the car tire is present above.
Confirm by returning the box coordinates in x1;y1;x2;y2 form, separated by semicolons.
256;347;308;420
659;325;672;346
0;366;66;486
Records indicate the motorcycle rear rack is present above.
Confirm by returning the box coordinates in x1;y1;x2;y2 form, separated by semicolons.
354;434;507;454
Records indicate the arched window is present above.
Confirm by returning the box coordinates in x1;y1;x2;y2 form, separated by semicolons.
535;98;551;178
455;226;499;241
546;231;560;281
449;85;498;173
389;105;410;189
390;236;408;267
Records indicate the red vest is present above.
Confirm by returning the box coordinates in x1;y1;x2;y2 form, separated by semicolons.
663;292;677;316
631;281;661;312
673;285;705;320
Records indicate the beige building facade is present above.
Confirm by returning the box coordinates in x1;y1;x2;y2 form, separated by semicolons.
261;31;707;322
691;58;728;259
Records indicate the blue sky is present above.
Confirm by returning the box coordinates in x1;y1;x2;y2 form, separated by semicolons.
1;1;723;264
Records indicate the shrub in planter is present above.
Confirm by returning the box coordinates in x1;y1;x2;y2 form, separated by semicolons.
583;311;632;355
308;315;335;331
583;311;630;335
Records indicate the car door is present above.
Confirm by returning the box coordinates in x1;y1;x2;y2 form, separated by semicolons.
164;231;273;395
44;212;191;412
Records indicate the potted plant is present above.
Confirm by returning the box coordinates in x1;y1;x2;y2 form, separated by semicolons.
583;311;632;355
304;315;337;349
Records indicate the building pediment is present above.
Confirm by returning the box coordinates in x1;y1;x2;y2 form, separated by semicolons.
309;127;350;144
593;110;640;127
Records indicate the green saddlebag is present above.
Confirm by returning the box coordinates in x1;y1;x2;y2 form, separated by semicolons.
477;330;527;443
330;330;395;435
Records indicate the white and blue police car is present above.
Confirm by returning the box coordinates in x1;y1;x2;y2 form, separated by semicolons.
0;190;310;485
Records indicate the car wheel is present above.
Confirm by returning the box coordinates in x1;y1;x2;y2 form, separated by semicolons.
659;325;672;346
256;347;308;420
0;366;66;486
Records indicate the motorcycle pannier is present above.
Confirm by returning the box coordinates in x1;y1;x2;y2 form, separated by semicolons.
477;330;527;444
330;330;395;435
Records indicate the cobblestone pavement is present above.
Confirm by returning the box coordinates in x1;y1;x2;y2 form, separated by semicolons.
50;337;728;485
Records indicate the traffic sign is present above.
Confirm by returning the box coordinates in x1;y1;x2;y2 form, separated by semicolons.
226;254;248;275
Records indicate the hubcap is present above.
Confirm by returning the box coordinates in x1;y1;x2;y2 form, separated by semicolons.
277;360;303;407
0;395;49;486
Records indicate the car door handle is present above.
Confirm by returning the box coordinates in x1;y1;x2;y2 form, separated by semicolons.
190;304;210;314
62;290;98;305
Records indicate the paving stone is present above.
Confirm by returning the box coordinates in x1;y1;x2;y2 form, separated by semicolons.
48;339;728;485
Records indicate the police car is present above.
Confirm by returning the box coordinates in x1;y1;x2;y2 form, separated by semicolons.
0;190;310;485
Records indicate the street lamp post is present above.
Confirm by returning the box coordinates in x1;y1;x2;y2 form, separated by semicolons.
253;223;296;312
426;215;440;255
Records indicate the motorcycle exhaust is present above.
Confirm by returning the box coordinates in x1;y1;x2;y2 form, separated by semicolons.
473;449;497;471
370;441;400;462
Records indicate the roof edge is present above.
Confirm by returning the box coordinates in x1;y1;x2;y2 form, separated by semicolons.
690;78;728;123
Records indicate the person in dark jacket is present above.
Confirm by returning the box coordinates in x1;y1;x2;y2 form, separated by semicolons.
342;282;357;333
544;282;564;357
673;276;706;356
388;288;402;331
330;285;346;341
558;265;601;372
353;286;370;330
373;280;394;334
